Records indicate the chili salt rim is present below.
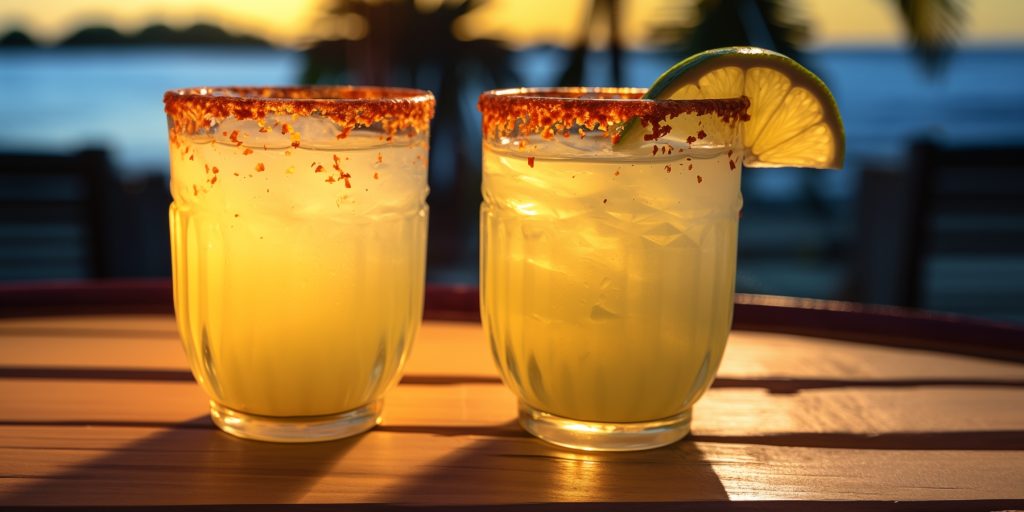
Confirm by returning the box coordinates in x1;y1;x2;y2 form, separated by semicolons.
164;86;435;137
477;87;749;142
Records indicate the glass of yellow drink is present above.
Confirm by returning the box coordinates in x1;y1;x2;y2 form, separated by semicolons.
478;88;748;451
164;86;434;442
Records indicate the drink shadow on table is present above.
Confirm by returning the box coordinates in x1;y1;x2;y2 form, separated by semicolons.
374;421;729;506
372;415;1024;508
5;415;362;507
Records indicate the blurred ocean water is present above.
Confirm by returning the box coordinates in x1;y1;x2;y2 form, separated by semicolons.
2;46;1023;316
2;46;1023;199
0;48;302;174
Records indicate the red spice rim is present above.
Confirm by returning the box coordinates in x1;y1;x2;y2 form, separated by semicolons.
484;86;647;99
478;87;749;141
165;85;435;136
479;86;746;111
165;85;434;106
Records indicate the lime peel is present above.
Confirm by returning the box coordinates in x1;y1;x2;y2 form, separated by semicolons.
624;46;845;170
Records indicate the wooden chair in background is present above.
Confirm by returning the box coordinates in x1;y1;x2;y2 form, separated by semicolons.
0;149;112;281
856;141;1024;324
0;149;172;283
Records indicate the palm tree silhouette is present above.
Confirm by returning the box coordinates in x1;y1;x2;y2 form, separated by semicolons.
302;0;519;279
564;0;966;86
300;0;967;281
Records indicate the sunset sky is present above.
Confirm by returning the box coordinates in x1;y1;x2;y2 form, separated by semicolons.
1;0;1022;49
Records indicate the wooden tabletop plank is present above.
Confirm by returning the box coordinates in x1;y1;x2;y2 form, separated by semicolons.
4;378;1024;438
717;332;1024;381
3;314;1024;508
4;316;1024;382
1;426;1022;507
0;318;496;378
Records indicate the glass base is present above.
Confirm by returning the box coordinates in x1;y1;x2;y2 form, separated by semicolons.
518;402;691;451
209;400;382;443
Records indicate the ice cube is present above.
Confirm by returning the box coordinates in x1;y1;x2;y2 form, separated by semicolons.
640;221;692;248
590;304;621;321
520;222;549;241
604;201;661;225
542;132;608;156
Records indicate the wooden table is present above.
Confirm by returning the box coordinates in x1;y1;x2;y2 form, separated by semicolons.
2;284;1024;510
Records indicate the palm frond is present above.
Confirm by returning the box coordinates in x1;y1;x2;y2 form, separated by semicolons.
893;0;965;76
301;0;520;270
650;0;810;62
557;0;623;86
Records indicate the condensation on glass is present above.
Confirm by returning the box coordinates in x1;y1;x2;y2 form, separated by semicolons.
478;88;748;451
164;86;434;442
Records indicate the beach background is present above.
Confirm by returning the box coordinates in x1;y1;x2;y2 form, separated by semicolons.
2;0;1023;322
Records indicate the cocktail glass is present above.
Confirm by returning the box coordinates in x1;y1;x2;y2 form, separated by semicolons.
478;87;748;451
164;86;434;442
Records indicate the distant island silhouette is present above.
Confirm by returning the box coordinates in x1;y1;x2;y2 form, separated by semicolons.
0;29;35;47
0;23;272;48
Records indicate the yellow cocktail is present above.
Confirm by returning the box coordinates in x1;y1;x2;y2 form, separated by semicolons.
165;86;434;442
478;88;748;450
